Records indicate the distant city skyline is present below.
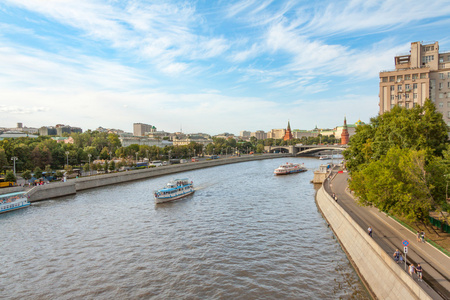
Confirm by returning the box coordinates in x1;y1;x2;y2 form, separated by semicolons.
1;1;449;134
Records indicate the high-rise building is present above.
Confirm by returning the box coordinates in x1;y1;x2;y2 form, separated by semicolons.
133;123;156;136
379;41;450;126
240;130;251;137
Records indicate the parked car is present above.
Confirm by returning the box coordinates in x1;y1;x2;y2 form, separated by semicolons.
191;157;199;162
150;160;163;167
180;159;188;164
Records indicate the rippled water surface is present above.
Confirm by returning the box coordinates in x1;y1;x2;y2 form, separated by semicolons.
1;157;369;299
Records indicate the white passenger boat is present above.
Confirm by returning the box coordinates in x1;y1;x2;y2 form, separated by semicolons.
274;163;307;175
319;155;331;160
0;191;30;214
154;178;195;204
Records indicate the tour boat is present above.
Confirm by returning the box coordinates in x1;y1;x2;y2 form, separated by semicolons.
319;155;331;160
274;163;307;175
154;178;195;204
0;191;30;214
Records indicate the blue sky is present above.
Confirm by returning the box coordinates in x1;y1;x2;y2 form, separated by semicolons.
1;0;450;135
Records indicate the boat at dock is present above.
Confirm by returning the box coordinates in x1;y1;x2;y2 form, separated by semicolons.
154;178;195;203
274;163;307;175
0;191;30;214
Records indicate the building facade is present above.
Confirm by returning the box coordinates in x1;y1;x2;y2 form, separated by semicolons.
133;123;156;136
379;41;450;125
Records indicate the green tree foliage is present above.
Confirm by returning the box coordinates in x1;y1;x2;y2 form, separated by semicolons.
22;170;32;182
0;148;7;173
33;167;43;179
346;100;450;222
5;170;16;183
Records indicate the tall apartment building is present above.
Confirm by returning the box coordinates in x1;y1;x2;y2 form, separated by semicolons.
133;123;156;136
379;41;450;125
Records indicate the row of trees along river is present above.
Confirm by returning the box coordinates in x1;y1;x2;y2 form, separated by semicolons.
343;99;450;245
0;128;338;182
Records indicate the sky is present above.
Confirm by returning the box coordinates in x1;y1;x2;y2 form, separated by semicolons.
1;0;450;135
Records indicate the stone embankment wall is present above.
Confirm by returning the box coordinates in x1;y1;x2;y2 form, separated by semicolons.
316;186;431;300
17;153;289;202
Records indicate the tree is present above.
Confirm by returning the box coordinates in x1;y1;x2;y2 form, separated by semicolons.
22;170;32;182
55;170;64;179
256;144;265;153
83;163;90;173
5;170;16;183
0;148;7;173
109;160;116;172
33;167;43;179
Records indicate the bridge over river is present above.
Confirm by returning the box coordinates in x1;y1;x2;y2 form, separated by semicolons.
264;144;348;156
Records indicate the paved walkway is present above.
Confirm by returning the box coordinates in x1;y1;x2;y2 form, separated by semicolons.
325;170;450;300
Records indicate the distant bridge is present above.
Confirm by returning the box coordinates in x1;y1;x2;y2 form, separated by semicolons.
264;144;348;156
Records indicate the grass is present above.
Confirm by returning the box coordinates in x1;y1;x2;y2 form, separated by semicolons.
389;214;450;257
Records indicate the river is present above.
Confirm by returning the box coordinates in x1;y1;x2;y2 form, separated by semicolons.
0;157;369;299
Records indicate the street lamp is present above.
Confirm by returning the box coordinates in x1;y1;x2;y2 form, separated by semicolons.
65;151;70;166
168;150;172;165
88;154;92;176
11;156;18;176
135;152;138;164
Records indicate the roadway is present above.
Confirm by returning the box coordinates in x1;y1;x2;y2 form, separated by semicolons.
324;169;450;300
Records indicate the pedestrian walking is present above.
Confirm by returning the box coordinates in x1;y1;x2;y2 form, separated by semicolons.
416;264;423;281
368;226;373;237
421;231;425;243
409;264;416;277
417;232;421;242
393;249;400;263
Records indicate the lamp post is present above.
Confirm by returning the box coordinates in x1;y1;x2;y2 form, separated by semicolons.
135;152;138;164
88;154;92;176
65;151;69;166
11;156;18;177
168;150;172;165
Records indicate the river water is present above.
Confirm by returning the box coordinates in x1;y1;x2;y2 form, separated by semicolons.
1;157;369;299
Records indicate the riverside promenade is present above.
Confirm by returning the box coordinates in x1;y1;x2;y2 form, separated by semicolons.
325;170;450;300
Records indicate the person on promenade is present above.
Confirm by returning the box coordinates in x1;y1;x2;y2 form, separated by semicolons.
393;249;400;263
409;264;416;277
417;232;421;242
368;226;373;237
421;231;425;243
416;264;423;281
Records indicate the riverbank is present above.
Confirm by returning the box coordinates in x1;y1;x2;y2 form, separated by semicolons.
316;185;431;299
1;153;290;202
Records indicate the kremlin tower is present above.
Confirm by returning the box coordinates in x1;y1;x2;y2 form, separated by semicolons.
283;121;293;141
340;117;349;145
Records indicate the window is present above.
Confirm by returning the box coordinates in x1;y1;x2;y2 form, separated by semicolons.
398;94;402;100
439;102;444;108
448;111;450;118
425;46;434;51
381;77;388;82
413;103;417;107
440;57;444;63
440;73;445;79
412;74;418;79
391;104;395;109
405;93;410;99
398;85;402;92
440;93;444;99
389;76;395;82
397;75;403;82
405;103;410;109
439;83;443;89
390;95;395;100
413;83;418;89
405;84;410;91
447;101;450;108
448;82;450;88
423;55;434;63
405;74;410;80
420;73;427;79
398;103;403;107
390;85;395;91
448;72;450;79
414;93;418;99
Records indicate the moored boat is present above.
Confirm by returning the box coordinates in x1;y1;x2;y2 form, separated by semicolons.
154;178;195;204
274;163;307;175
0;191;30;214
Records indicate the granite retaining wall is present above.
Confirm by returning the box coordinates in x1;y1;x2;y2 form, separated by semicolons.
316;185;431;300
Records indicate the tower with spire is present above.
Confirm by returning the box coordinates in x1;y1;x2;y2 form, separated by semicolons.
340;117;349;145
283;121;293;141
